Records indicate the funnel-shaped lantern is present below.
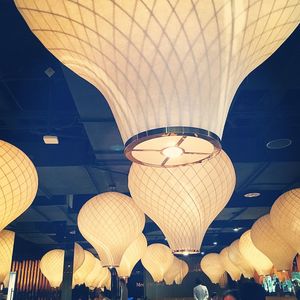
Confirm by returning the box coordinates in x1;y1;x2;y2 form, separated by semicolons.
239;230;272;276
270;189;300;253
98;268;111;291
129;150;235;254
85;258;104;290
40;249;65;288
220;248;241;281
117;233;147;279
251;214;296;271
15;1;300;167
228;240;254;279
164;256;182;285
175;260;189;285
73;242;85;273
200;253;225;284
141;244;174;283
0;141;38;230
0;230;15;284
73;250;95;286
78;192;145;267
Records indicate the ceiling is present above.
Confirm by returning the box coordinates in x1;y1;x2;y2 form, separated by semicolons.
1;1;300;259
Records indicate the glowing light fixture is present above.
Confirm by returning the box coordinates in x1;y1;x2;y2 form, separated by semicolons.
200;253;225;284
270;189;300;253
15;1;300;167
85;258;104;290
141;244;174;283
164;256;182;285
0;230;15;284
244;192;261;198
40;249;64;288
220;247;241;281
239;230;272;276
78;192;145;267
73;243;85;273
98;268;111;291
162;146;184;159
0;140;38;231
73;250;95;286
129;150;235;254
175;260;189;285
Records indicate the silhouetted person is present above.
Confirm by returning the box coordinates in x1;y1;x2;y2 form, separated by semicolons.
193;279;209;300
239;282;266;300
223;289;240;300
296;289;300;300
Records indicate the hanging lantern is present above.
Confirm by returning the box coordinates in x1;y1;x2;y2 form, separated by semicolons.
200;253;225;284
175;260;189;285
78;192;145;267
0;141;38;231
270;189;300;253
228;240;254;279
15;1;300;167
164;256;182;285
98;268;111;291
0;230;15;284
73;242;85;273
40;249;65;288
239;230;272;276
85;258;104;290
141;244;174;283
73;250;95;286
220;247;241;281
117;233;147;279
129;150;235;254
251;214;296;271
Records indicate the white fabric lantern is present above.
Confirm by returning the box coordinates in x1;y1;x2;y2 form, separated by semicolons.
200;253;225;284
73;242;85;273
73;250;95;286
220;247;241;281
164;256;182;285
0;230;15;284
85;258;104;290
98;268;111;291
175;260;189;285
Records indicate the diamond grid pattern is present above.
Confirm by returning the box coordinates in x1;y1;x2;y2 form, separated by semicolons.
77;192;145;267
200;253;225;284
73;250;95;286
15;0;300;143
141;243;174;283
270;189;300;253
73;242;85;273
174;260;189;285
251;214;296;271
220;247;241;281
40;249;64;288
228;239;254;279
239;230;273;276
164;256;182;285
117;233;147;278
85;258;104;290
0;141;38;231
129;150;235;253
0;230;15;284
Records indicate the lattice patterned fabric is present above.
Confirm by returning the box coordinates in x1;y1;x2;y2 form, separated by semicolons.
0;140;38;231
251;214;296;271
14;1;300;166
220;247;241;281
0;230;15;284
85;258;104;290
141;243;174;283
239;230;273;276
73;250;95;286
129;150;235;253
228;239;254;279
40;249;65;288
164;256;182;285
78;192;145;267
117;233;147;279
73;242;85;273
174;259;189;285
200;253;225;284
270;189;300;253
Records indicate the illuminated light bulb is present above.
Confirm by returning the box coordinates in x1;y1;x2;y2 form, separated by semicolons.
73;250;95;286
14;1;300;167
164;256;182;285
73;242;85;273
0;140;38;231
141;244;174;283
40;249;65;288
200;253;225;284
220;247;241;281
0;230;15;284
85;258;104;290
239;230;272;276
270;189;300;253
78;192;145;267
174;260;189;285
251;214;296;271
117;234;147;279
228;240;254;279
129;150;235;254
162;147;184;159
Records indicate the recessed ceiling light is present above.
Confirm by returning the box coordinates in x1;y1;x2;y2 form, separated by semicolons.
266;138;292;150
213;242;218;245
244;192;261;198
43;135;59;144
200;251;205;255
233;227;242;232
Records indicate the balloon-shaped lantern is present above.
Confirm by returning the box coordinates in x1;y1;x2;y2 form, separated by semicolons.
220;248;241;281
175;260;189;285
0;230;15;284
98;268;111;291
15;1;300;167
228;240;254;279
73;250;95;286
129;151;235;254
270;189;300;253
73;242;85;273
141;244;174;283
40;249;65;288
239;230;272;276
78;192;145;267
117;233;147;279
164;256;182;285
0;141;38;231
200;253;225;284
251;214;296;271
85;258;104;290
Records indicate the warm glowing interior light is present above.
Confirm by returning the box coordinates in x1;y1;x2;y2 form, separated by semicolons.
0;230;15;284
162;146;184;158
200;253;225;284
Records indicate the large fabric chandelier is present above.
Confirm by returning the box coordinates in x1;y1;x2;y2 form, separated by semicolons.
14;1;300;167
164;256;182;285
73;250;95;286
174;260;189;285
200;253;225;284
220;247;241;281
0;230;15;284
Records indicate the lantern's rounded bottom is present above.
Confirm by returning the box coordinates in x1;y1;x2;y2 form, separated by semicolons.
173;249;200;255
124;127;221;167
